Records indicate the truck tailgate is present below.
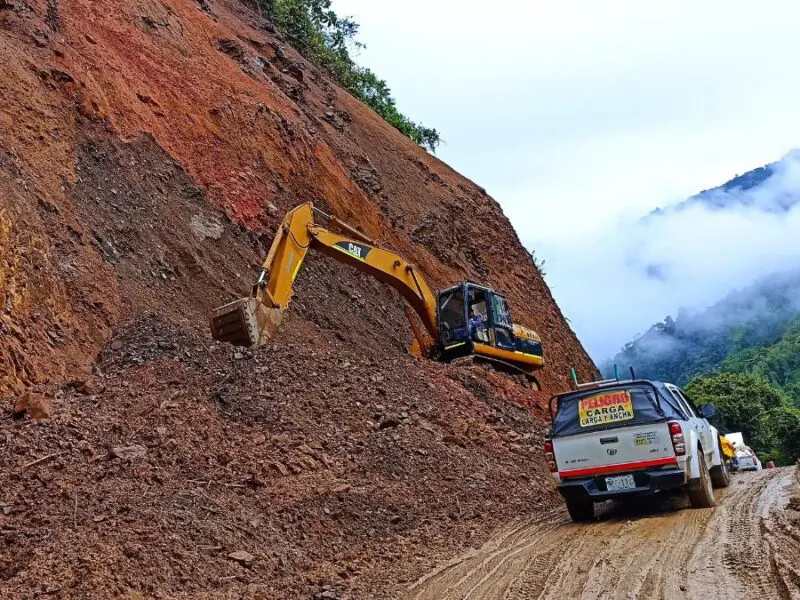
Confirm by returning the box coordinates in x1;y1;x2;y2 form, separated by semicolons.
554;422;676;478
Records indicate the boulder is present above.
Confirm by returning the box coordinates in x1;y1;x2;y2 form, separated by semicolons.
12;392;51;420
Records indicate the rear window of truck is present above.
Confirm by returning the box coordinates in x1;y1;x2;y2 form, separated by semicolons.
551;384;670;437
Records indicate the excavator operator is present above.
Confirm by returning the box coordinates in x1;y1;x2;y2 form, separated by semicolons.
468;308;489;343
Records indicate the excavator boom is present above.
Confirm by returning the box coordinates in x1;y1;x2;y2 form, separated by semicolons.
211;202;544;383
210;202;438;348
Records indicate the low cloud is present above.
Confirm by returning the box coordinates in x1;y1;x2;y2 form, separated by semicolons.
536;152;800;360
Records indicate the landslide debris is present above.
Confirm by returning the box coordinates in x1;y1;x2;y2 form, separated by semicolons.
0;0;594;397
1;313;557;599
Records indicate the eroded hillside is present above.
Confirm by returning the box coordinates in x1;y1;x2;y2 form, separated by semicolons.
0;0;595;597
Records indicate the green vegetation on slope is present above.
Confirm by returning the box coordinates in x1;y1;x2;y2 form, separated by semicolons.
685;373;800;466
248;0;441;151
722;319;800;401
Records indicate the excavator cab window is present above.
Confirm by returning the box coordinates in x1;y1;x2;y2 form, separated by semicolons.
438;288;469;345
490;294;512;328
489;293;515;350
467;288;491;344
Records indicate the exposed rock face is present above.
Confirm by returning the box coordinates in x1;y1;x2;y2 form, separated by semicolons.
0;0;592;398
0;0;595;597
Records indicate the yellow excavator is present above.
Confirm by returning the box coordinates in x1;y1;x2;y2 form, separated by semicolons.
210;202;544;383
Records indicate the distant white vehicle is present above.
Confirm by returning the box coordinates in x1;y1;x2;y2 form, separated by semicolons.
724;432;762;471
724;432;745;447
735;447;762;471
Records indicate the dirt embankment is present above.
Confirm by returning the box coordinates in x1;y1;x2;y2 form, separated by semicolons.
0;312;560;599
1;0;596;598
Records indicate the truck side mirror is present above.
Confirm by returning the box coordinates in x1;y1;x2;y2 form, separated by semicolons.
699;403;716;418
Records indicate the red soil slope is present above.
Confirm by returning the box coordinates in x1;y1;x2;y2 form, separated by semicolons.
0;1;596;597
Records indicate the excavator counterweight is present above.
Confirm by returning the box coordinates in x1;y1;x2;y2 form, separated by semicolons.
210;202;544;383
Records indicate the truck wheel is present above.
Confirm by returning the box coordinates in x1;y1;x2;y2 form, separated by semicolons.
688;448;717;508
565;496;594;522
710;444;731;489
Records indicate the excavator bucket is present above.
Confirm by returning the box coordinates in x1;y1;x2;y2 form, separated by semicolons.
209;298;282;347
210;298;260;347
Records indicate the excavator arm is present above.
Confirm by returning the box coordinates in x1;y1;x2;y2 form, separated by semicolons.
210;202;439;349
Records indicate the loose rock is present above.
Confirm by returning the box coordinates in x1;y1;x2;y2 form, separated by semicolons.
110;445;147;460
228;550;255;566
379;416;401;430
14;393;52;420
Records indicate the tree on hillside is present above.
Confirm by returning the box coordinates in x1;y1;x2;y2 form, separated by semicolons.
685;372;800;465
765;406;800;466
246;0;441;151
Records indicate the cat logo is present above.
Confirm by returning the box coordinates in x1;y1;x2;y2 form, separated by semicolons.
334;241;372;261
347;243;363;259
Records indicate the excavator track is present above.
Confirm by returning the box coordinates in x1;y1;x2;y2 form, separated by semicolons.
451;354;540;390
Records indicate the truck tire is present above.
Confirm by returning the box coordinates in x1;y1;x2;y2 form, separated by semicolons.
688;448;717;508
710;443;732;489
565;496;594;522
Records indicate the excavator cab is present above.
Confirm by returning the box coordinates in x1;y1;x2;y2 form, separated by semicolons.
437;282;544;376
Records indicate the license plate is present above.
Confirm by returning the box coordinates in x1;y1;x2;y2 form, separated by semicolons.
605;474;636;491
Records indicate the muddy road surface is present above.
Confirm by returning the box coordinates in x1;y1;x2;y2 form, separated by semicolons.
406;468;799;599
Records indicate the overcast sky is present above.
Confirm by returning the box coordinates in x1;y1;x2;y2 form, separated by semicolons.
334;0;800;360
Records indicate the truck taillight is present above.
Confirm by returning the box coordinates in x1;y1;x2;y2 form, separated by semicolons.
668;421;686;456
544;439;557;473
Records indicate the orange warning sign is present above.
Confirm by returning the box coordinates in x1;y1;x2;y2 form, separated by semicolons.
579;391;634;427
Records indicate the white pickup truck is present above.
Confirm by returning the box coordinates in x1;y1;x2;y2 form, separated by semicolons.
545;379;730;521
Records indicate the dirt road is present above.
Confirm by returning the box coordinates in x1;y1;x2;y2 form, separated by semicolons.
406;468;799;599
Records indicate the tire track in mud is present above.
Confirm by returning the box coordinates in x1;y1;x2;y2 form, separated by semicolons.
758;469;800;599
686;470;779;599
405;509;571;600
405;468;796;600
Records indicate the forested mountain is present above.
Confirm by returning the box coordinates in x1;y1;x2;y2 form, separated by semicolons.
607;150;800;465
607;268;800;407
